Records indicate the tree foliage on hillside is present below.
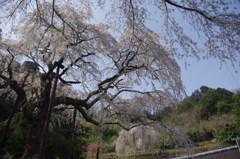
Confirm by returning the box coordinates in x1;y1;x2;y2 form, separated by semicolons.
172;86;238;143
200;87;234;119
177;86;207;113
234;91;240;133
178;86;234;118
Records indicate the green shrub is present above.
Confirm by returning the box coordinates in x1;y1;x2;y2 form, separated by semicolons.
46;131;69;159
2;112;29;158
216;101;233;115
200;88;234;119
102;125;118;142
215;123;237;144
233;91;240;133
186;128;213;142
155;133;175;150
46;124;89;159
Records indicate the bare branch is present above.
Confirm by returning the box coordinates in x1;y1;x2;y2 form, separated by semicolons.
59;52;95;77
51;0;55;25
129;0;135;33
59;78;81;84
6;48;15;79
53;96;89;109
8;0;25;17
165;0;238;24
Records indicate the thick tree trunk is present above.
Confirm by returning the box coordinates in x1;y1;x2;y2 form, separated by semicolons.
21;105;50;159
38;63;62;159
22;59;64;159
21;77;52;159
21;119;45;159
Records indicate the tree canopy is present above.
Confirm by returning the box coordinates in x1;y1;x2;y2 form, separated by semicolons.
0;0;239;158
1;0;239;63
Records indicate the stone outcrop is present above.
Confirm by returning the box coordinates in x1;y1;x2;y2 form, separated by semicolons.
115;125;160;157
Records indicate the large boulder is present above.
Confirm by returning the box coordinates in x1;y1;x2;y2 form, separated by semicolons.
115;125;160;157
115;124;194;157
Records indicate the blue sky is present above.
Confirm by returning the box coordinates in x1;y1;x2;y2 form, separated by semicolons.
179;58;240;95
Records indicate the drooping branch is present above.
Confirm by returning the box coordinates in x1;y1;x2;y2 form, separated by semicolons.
52;5;78;35
75;105;99;126
88;91;108;107
129;0;135;33
8;0;25;17
83;69;125;104
59;77;81;84
165;0;238;24
59;52;95;77
51;0;55;25
53;96;88;109
53;98;158;131
5;48;15;79
98;68;124;89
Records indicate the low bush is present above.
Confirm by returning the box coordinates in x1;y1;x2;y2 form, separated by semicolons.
186;128;213;143
155;133;175;150
215;123;237;144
